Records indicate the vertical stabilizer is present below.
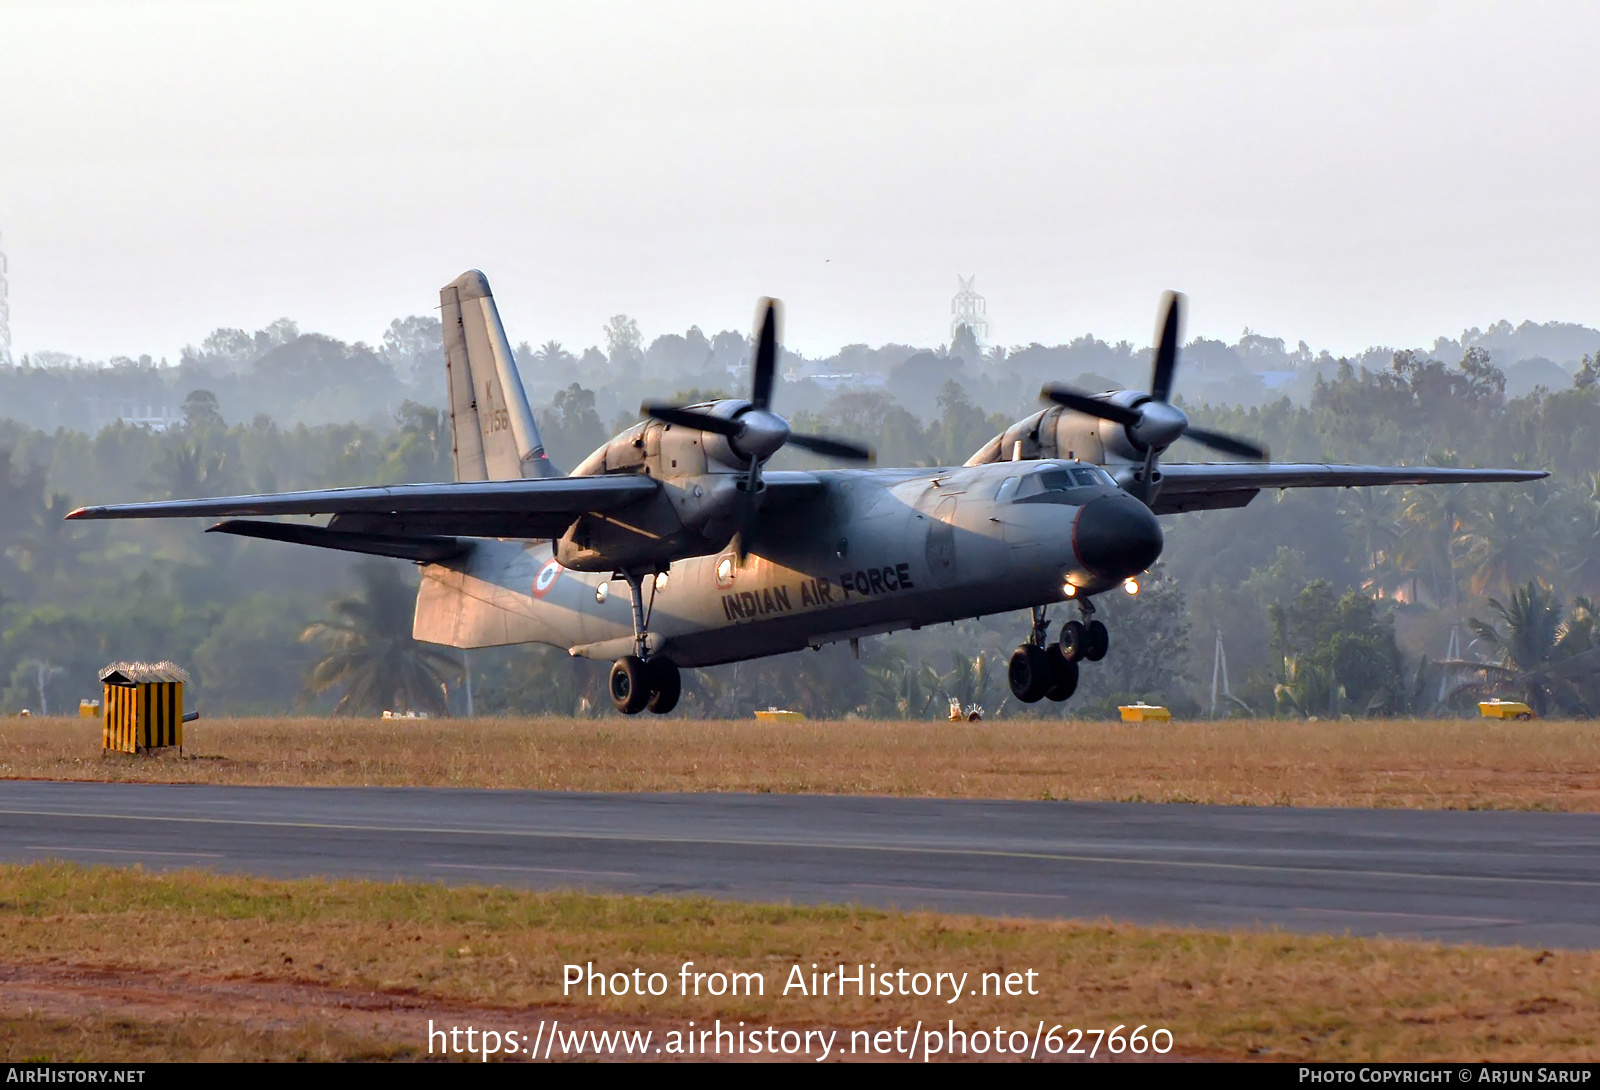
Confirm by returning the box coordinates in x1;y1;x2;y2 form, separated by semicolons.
440;270;559;480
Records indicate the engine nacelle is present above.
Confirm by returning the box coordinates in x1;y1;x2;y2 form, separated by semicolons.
1093;390;1150;463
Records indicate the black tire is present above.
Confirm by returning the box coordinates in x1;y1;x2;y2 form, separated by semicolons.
646;659;681;715
1045;645;1079;702
1084;620;1110;662
1514;712;1532;721
1008;644;1051;703
609;656;651;715
1059;620;1087;662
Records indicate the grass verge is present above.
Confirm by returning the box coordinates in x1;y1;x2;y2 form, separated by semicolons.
2;715;1598;810
0;863;1594;1062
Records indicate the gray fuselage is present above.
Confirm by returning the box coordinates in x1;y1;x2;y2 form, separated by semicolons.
413;459;1162;667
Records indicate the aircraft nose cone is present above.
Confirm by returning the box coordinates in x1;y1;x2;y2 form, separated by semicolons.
1072;494;1163;581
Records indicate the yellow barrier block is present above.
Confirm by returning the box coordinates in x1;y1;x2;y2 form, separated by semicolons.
1118;703;1172;722
755;708;806;722
1479;700;1535;720
79;700;101;719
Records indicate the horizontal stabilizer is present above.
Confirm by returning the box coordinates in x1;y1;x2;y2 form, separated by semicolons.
207;519;469;562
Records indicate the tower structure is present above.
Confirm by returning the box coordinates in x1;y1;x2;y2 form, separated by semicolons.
1209;628;1232;718
0;232;10;364
950;274;989;344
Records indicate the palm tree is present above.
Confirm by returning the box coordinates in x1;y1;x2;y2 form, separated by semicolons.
1565;473;1600;597
936;650;996;715
533;340;575;368
151;439;233;500
1455;487;1557;598
301;561;459;715
1337;487;1400;591
1397;481;1466;607
1448;581;1600;716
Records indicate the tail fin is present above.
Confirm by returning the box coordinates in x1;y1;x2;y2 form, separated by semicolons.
440;270;559;480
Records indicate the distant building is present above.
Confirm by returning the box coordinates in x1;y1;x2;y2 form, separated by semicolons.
810;372;888;392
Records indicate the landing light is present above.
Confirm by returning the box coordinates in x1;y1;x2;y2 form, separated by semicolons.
1062;583;1077;598
1124;578;1139;595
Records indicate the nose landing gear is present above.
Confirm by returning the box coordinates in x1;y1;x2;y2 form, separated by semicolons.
1058;605;1109;664
1009;599;1108;704
608;570;682;715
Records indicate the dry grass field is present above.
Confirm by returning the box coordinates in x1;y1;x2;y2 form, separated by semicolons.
2;714;1597;810
0;863;1593;1063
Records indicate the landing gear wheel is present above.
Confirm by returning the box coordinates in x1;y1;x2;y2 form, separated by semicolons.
1083;620;1110;662
1009;644;1051;704
1059;620;1087;662
646;659;681;715
609;655;651;715
1045;644;1079;702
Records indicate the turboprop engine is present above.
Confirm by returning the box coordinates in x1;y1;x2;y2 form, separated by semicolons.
555;299;872;571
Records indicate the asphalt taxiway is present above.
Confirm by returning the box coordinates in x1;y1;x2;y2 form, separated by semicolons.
1;780;1596;948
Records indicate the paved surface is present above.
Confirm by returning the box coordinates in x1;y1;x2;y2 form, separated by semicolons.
1;781;1597;948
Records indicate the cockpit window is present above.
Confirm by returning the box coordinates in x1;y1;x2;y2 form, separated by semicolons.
1011;462;1114;502
1037;467;1074;491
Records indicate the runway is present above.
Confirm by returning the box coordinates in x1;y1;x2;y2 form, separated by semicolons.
1;780;1597;948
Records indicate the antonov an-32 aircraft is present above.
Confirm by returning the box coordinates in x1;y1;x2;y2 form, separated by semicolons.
69;272;1545;714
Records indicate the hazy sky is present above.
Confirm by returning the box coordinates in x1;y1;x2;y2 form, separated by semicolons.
2;1;1597;363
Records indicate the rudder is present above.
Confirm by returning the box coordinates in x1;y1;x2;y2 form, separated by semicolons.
440;270;559;480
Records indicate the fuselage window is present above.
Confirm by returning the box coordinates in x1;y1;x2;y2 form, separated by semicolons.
995;476;1020;502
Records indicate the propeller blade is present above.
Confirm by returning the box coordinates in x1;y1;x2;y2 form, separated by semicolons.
750;298;779;410
787;432;875;463
1040;385;1141;427
1184;426;1268;461
1150;290;1183;402
641;403;743;438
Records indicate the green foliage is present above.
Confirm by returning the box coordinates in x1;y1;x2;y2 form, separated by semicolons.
1266;582;1405;718
1066;572;1194;719
0;313;1597;719
1454;582;1600;716
300;561;460;716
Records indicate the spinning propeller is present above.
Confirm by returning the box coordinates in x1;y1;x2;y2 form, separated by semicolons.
642;298;873;556
1040;291;1268;504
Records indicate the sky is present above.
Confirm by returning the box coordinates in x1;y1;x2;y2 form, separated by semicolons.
1;0;1597;363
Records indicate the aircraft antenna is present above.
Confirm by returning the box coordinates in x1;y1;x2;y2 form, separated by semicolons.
951;274;989;345
0;232;10;364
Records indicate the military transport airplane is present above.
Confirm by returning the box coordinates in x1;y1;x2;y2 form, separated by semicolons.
67;273;1546;714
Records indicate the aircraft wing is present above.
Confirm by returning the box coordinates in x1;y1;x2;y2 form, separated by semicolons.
1145;463;1548;515
65;475;661;542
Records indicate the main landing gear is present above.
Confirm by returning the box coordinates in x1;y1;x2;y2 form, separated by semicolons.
1008;600;1109;704
608;570;681;715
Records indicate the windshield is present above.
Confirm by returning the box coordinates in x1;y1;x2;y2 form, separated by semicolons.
1012;462;1115;501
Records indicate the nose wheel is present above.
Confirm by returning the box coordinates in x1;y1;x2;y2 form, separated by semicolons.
608;570;682;715
1059;618;1109;663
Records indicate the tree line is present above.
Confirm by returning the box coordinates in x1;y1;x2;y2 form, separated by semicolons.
0;320;1597;718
